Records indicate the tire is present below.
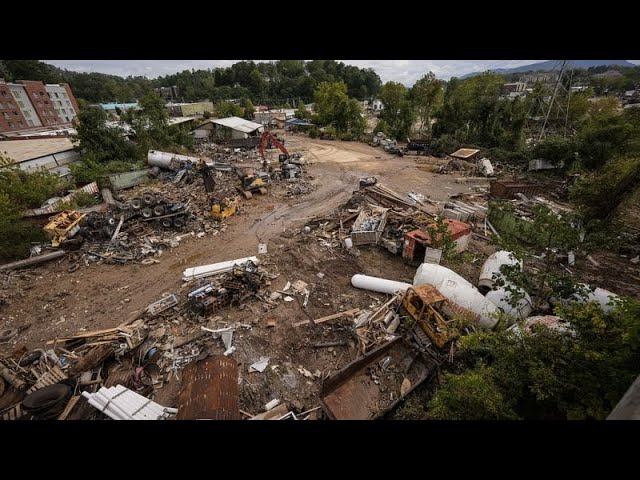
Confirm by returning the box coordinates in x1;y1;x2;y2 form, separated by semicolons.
141;208;153;219
153;205;165;217
142;192;156;206
92;217;104;229
131;198;143;210
22;384;71;414
103;226;115;237
85;212;98;228
0;328;18;342
106;216;117;226
173;217;185;228
161;219;173;228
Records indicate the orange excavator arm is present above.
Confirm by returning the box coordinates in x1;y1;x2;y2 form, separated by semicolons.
259;130;289;161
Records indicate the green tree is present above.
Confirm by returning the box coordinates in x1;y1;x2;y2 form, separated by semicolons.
379;81;414;140
215;101;243;118
72;106;138;165
313;82;365;135
428;366;519;420
431;297;640;420
242;98;255;120
571;156;640;222
531;135;576;166
0;166;65;261
296;100;310;120
409;72;444;136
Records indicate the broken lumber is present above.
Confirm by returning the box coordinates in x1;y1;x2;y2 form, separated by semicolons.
293;308;360;327
312;341;349;348
174;330;206;349
57;395;81;421
68;344;114;376
0;363;27;390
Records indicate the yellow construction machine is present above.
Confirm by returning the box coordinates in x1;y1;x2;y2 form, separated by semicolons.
211;196;239;221
43;211;87;247
401;285;459;349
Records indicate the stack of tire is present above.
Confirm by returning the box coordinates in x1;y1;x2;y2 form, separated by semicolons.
78;212;119;240
129;191;186;229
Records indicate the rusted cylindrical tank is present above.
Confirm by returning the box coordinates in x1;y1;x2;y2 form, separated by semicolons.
177;356;240;420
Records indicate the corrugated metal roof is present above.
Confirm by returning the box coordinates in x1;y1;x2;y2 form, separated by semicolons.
450;148;481;159
0;138;75;164
212;116;263;133
167;117;195;126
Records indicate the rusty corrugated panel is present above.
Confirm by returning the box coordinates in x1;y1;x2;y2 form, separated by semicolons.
490;181;545;199
177;356;240;420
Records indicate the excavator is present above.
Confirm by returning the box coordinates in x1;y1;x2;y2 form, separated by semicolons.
259;130;290;166
259;130;304;180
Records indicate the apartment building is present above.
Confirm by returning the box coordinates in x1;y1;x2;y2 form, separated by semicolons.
0;79;79;133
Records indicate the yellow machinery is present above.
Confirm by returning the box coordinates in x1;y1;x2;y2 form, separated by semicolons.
401;285;459;349
43;211;87;247
211;197;239;220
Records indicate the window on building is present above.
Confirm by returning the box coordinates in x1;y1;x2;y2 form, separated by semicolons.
18;121;23;128
61;108;66;114
41;92;46;97
66;101;71;106
32;92;38;99
7;102;14;108
2;112;8;119
65;116;70;122
12;111;18;116
27;119;34;127
58;101;62;107
1;90;8;97
55;92;59;98
42;110;47;116
23;110;31;117
7;122;13;128
17;100;24;108
62;92;67;98
0;102;3;109
44;101;49;105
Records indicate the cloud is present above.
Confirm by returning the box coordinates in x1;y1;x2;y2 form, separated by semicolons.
43;60;640;86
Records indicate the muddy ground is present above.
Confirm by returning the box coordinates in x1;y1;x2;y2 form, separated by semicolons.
1;134;638;418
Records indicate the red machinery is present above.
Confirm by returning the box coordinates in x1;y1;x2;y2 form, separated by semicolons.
259;130;289;163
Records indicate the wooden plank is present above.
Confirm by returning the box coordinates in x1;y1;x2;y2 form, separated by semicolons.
57;396;80;421
293;308;361;327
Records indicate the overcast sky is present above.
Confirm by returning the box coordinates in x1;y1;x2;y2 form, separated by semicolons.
43;60;640;85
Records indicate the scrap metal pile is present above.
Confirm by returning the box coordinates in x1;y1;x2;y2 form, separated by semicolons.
0;257;284;420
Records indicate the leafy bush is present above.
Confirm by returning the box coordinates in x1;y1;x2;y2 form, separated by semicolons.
0;166;65;208
69;159;143;186
308;127;319;139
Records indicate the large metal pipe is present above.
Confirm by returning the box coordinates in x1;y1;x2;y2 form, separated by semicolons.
351;274;411;295
413;263;475;290
0;250;66;272
485;287;533;320
478;250;522;290
147;150;200;170
413;263;499;329
183;256;260;281
433;277;499;330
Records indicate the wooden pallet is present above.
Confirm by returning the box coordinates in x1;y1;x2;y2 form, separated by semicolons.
1;403;22;421
27;365;67;394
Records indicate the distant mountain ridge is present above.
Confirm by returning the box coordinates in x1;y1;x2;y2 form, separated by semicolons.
460;60;636;79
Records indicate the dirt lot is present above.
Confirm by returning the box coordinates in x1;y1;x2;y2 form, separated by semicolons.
1;135;637;419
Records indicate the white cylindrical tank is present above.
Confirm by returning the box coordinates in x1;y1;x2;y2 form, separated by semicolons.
583;286;620;313
478;250;522;289
413;263;474;290
148;150;200;170
351;274;411;295
434;277;499;330
485;287;533;320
